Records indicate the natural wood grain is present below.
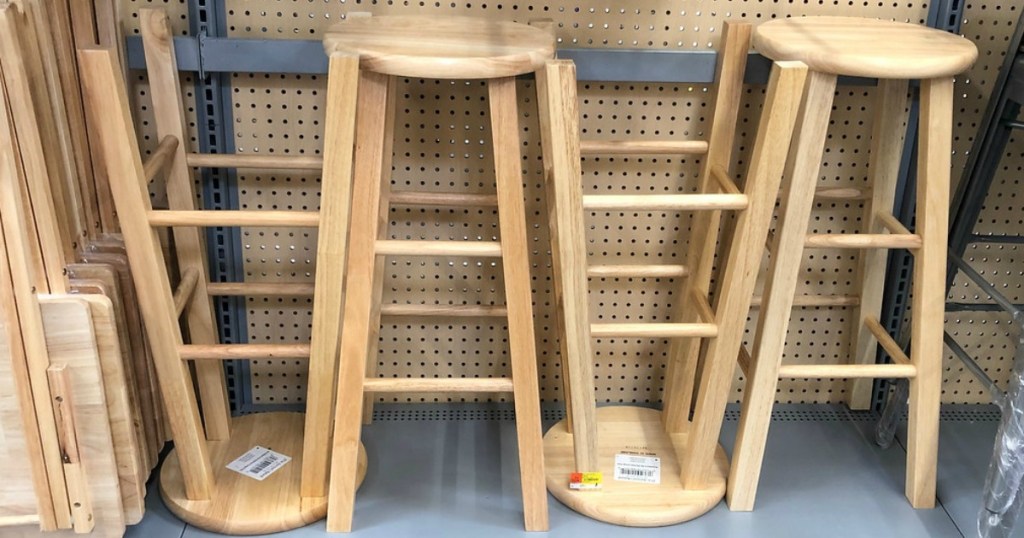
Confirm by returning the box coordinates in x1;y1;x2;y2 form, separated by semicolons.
581;193;747;211
489;76;548;531
325;67;387;532
753;17;978;79
375;240;503;257
45;364;92;534
848;79;911;409
79;45;214;499
74;295;147;524
40;297;126;536
323;16;554;79
140;8;231;441
579;139;708;155
680;61;808;489
295;53;361;505
726;70;836;511
662;22;752;432
0;59;72;527
906;76;954;509
543;407;727;526
147;210;319;228
161;413;365;535
186;152;323;171
537;59;598;473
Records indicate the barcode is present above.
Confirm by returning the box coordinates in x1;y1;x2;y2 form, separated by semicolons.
250;454;280;474
618;467;654;477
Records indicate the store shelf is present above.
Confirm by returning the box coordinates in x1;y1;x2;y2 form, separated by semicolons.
123;403;1008;537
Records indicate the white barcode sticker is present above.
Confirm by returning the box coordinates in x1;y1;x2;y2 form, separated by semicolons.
226;446;291;481
614;453;661;484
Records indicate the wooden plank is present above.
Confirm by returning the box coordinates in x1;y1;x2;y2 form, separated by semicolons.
726;70;836;510
679;61;808;490
302;53;360;502
847;79;911;409
45;364;93;534
74;253;161;467
488;76;548;531
140;8;230;441
75;294;147;524
662;22;752;432
40;297;126;535
325;64;378;530
905;76;953;509
0;212;51;528
0;46;72;527
79;45;214;499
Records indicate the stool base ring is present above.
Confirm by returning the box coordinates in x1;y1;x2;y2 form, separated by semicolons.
543;406;727;527
160;412;367;535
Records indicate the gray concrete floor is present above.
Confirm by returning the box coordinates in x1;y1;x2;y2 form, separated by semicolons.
127;403;1008;537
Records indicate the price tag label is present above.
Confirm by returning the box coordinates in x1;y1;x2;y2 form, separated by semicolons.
569;472;603;490
614;453;660;484
226;446;291;481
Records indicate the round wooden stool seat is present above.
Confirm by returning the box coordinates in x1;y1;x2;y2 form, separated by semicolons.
323;15;554;79
753;16;977;79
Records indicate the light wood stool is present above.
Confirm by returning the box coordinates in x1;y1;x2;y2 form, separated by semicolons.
78;9;366;534
728;16;978;511
321;15;554;532
539;22;810;526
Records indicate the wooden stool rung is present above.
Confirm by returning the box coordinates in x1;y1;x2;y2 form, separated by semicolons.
710;165;742;195
177;344;312;360
750;294;861;308
389;191;499;207
580;139;709;155
186;152;324;171
737;345;752;377
581;193;748;211
777;363;917;379
864;316;911;366
804;233;922;250
172;268;199;317
143;135;179;182
379;304;507;317
375;239;503;257
586;264;688;278
206;282;316;296
147;210;320;228
362;377;513;393
590;322;718;338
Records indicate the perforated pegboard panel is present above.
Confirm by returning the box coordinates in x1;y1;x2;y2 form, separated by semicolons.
120;1;1022;406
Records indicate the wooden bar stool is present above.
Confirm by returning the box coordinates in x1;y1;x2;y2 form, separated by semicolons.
321;15;554;532
76;9;366;534
539;22;810;525
728;17;978;511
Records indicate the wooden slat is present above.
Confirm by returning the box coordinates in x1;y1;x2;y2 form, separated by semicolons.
79;45;214;499
173;268;198;318
777;363;917;379
186;152;324;170
590;322;718;338
143;135;178;182
580;139;708;155
804;233;921;250
141;8;230;441
362;377;514;393
749;294;860;308
388;191;498;207
178;344;312;360
586;264;688;278
582;193;747;211
147;210;319;228
206;282;315;296
380;304;507;317
375;239;503;257
45;364;93;534
864;316;911;366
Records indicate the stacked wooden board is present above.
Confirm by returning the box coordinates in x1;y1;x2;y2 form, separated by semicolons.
0;0;161;535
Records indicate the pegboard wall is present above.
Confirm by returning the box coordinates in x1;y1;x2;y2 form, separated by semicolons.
120;0;1023;406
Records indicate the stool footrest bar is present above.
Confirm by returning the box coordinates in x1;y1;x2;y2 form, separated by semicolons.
389;191;499;207
586;264;688;278
804;233;922;250
375;240;503;257
178;344;312;360
590;322;718;338
777;363;916;379
362;378;514;393
582;194;748;211
380;304;508;317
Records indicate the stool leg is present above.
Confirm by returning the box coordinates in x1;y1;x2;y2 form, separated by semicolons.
679;61;808;490
362;76;397;425
847;79;911;410
726;71;836;508
326;69;391;532
488;76;549;531
906;76;953;509
536;59;598;471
